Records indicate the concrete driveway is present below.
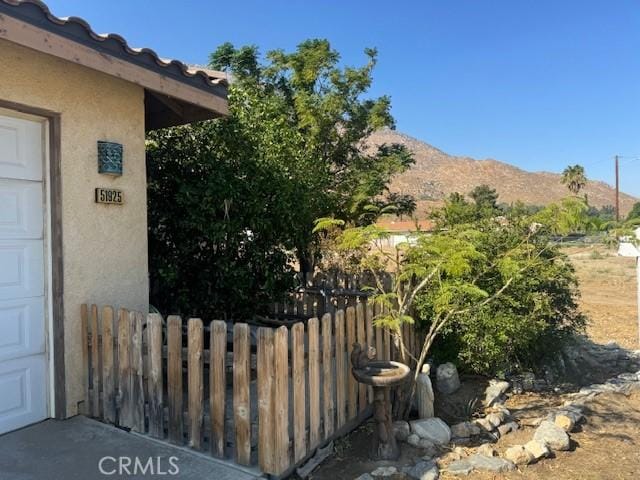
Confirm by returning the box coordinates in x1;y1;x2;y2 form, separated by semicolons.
0;416;264;480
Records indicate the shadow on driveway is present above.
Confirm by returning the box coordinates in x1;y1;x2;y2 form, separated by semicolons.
0;416;263;480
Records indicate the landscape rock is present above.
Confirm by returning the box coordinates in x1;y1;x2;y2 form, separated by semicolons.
486;412;505;428
617;372;638;382
410;418;452;446
446;460;473;476
418;439;437;451
476;443;496;457
451;421;481;439
504;445;535;465
448;446;467;461
490;406;511;416
524;439;550;460
533;420;571;451
552;410;583;432
371;466;398;477
436;363;461;394
417;366;435;419
420;442;438;458
497;421;519;436
520;416;543;427
474;417;494;432
355;474;374;480
403;460;439;480
469;454;516;472
407;433;437;452
393;420;411;441
484;380;510;406
447;454;515;475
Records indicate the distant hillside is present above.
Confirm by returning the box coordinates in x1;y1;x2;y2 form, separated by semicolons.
367;129;637;217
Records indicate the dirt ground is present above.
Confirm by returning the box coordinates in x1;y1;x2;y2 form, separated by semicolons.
310;243;640;480
566;244;638;350
440;390;640;480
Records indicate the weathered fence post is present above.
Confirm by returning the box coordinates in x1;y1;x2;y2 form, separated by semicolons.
366;301;374;403
273;326;290;474
356;303;367;412
322;313;335;439
233;323;251;465
308;317;320;449
167;315;183;444
101;306;116;423
90;304;100;418
131;311;145;433
188;318;204;449
291;322;306;463
117;308;133;428
334;309;346;429
147;313;164;438
346;307;357;420
210;320;227;458
257;327;275;473
80;304;89;415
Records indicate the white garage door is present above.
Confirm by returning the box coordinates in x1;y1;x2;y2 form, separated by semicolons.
0;112;48;434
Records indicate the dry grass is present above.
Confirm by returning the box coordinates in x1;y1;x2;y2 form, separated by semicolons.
566;244;639;350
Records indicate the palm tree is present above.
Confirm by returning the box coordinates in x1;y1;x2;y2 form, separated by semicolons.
561;164;587;195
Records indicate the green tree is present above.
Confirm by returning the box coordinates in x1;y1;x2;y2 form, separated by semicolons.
430;192;478;227
561;164;587;195
324;200;585;417
210;40;414;274
469;184;499;211
534;196;591;234
146;118;301;319
627;202;640;221
146;40;413;318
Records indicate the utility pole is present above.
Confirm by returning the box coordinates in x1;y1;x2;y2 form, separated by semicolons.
615;154;620;222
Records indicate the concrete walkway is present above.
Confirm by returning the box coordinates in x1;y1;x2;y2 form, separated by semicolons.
0;416;264;480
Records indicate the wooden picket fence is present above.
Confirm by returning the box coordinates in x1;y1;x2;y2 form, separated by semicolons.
80;301;421;477
269;290;367;324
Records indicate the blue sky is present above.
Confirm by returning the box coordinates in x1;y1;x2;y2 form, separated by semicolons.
47;0;640;196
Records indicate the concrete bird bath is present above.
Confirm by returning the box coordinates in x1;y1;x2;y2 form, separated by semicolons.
351;345;411;460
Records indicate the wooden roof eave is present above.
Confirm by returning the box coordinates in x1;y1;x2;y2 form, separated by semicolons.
0;9;228;129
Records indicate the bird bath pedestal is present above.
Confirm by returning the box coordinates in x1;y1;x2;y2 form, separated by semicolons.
351;359;411;460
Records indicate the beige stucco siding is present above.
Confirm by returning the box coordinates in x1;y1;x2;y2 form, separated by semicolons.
0;39;149;416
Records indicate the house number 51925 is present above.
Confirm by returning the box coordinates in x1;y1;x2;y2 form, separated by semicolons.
95;187;124;205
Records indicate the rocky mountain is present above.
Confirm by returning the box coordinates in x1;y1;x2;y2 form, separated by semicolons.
367;129;637;217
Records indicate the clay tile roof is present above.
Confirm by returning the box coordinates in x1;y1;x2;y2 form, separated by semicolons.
0;0;228;94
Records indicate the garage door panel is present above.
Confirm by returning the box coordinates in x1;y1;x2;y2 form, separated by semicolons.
0;240;44;301
0;179;43;239
0;297;45;362
0;112;47;434
0;356;47;434
0;115;43;181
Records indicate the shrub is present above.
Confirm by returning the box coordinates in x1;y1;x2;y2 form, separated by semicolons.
414;213;585;376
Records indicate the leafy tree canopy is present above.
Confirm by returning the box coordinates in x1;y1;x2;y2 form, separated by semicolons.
561;164;587;195
431;186;501;228
470;184;499;211
627;202;640;221
146;40;414;318
321;196;585;387
210;40;414;229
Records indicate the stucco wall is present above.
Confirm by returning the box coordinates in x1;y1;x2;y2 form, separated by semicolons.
0;39;149;416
